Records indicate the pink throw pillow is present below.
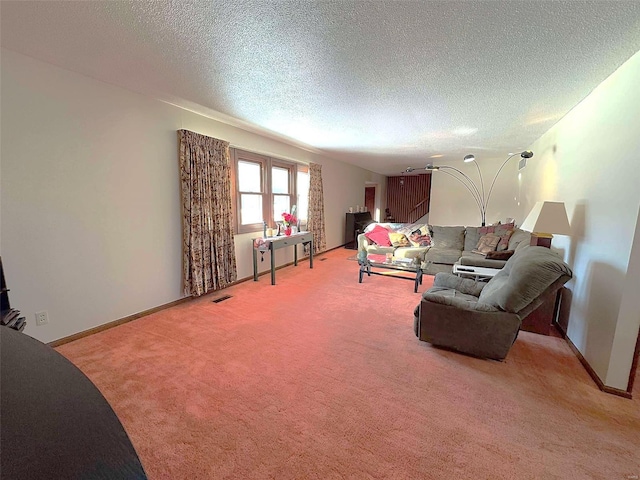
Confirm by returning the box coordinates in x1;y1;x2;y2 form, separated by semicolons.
364;225;392;246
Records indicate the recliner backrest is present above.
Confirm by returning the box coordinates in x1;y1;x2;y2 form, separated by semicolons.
477;247;573;313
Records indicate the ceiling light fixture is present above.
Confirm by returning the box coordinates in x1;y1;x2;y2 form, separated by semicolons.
407;151;533;226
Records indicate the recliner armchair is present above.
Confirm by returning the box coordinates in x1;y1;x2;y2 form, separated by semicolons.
414;246;573;360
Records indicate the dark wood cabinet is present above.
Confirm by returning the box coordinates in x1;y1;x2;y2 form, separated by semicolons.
344;212;373;250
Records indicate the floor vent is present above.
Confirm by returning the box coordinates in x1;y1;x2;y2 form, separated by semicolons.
212;295;232;303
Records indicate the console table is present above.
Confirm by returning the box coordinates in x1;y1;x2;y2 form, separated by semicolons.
253;232;313;285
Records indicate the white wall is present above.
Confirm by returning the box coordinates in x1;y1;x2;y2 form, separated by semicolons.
520;50;640;391
429;51;640;391
0;50;384;343
428;156;520;227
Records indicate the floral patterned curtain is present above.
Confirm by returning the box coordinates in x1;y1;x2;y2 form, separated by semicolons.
178;130;237;296
307;163;326;254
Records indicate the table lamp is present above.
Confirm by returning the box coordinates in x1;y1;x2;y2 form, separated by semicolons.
520;201;571;248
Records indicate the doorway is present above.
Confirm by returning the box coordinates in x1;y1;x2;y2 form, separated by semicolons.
364;186;375;217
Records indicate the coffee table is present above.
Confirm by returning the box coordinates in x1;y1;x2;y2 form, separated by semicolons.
359;256;423;293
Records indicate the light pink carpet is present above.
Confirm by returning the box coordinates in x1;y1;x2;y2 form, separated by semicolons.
57;248;640;479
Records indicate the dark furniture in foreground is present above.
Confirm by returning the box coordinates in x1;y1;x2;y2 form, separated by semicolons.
414;246;573;360
0;327;147;480
1;256;26;332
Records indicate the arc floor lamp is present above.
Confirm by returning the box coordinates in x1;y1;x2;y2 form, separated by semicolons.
406;151;533;226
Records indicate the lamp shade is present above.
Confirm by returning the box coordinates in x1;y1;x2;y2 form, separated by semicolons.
520;201;571;235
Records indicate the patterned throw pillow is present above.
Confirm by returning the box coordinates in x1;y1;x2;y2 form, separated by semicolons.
495;221;515;233
496;230;514;251
478;225;496;235
364;225;392;246
408;227;432;247
388;232;410;247
472;234;500;255
479;221;515;236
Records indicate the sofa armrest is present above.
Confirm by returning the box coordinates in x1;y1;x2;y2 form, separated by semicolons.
415;299;521;360
432;273;486;297
356;233;370;262
357;232;370;249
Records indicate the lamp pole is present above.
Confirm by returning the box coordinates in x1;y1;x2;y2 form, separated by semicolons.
433;166;486;226
406;151;533;227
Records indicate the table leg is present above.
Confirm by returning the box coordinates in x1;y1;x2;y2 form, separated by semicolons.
253;247;258;281
309;240;314;268
414;269;423;293
270;244;276;285
294;244;298;266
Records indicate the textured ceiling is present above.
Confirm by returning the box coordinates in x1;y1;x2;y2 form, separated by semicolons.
2;1;640;175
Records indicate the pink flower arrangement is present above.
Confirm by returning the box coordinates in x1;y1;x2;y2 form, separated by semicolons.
282;205;298;227
281;212;297;226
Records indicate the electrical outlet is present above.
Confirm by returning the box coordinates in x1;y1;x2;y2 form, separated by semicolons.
35;311;49;326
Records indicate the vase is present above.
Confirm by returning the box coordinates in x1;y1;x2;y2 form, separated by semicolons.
285;226;292;236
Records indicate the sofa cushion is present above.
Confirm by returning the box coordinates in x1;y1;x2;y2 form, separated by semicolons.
423;288;483;307
394;246;429;260
429;225;465;250
427;248;463;264
477;247;573;313
464;226;483;252
507;229;531;251
365;225;392;246
365;245;395;255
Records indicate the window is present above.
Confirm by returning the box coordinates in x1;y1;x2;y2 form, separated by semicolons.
232;149;307;234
